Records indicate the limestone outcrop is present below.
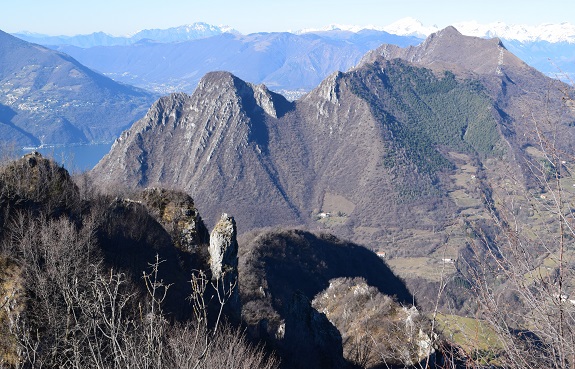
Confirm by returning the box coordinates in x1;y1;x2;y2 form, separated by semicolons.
209;213;238;281
140;187;210;254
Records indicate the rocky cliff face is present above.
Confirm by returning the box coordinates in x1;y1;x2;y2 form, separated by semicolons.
312;277;433;367
139;187;209;255
237;228;415;369
209;213;238;281
94;71;300;230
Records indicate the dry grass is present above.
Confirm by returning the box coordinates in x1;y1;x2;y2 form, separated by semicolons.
321;192;356;215
449;189;482;208
386;257;457;282
435;313;503;365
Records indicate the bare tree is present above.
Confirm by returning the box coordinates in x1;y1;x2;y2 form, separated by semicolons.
457;84;575;369
2;213;278;368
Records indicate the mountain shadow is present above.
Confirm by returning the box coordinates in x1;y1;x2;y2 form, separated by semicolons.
239;228;412;306
0;104;39;146
238;228;413;369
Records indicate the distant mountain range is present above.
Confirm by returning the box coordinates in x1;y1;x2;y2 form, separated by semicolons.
4;18;573;147
14;19;574;95
13;22;237;48
49;31;421;95
301;18;575;81
16;18;575;47
383;17;575;43
0;30;156;146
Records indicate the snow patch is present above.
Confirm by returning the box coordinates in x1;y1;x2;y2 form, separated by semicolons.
383;17;439;39
384;18;575;44
297;17;575;44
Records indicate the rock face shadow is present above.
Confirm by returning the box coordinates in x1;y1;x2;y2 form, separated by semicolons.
241;229;412;304
239;228;414;369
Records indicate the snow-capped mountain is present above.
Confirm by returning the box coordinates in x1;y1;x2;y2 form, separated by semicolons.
380;17;575;44
13;22;237;48
301;17;575;44
128;22;238;43
381;17;439;39
452;21;575;43
18;18;575;48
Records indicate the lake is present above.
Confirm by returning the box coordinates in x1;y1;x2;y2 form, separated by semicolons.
20;142;114;173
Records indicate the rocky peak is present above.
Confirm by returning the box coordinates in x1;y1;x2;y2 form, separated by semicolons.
139;188;209;254
208;213;238;281
196;71;292;119
194;71;254;108
311;277;433;367
428;25;504;49
0;152;78;211
434;25;462;38
135;92;190;132
360;26;525;78
92;70;303;231
208;213;241;323
303;71;343;105
195;71;242;94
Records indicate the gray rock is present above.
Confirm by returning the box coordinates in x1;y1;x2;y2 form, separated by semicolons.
209;213;238;281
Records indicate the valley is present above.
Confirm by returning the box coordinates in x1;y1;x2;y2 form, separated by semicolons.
1;17;575;369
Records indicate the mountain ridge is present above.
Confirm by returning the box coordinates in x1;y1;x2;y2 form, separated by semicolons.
91;27;575;262
25;21;573;98
50;31;421;94
15;18;575;45
0;30;157;146
13;22;237;48
96;71;303;229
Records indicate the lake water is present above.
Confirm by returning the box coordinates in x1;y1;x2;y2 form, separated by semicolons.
20;142;114;173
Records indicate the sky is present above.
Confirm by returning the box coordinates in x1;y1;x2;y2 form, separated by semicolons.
2;0;574;36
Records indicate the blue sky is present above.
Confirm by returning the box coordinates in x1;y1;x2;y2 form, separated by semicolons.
2;0;574;36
